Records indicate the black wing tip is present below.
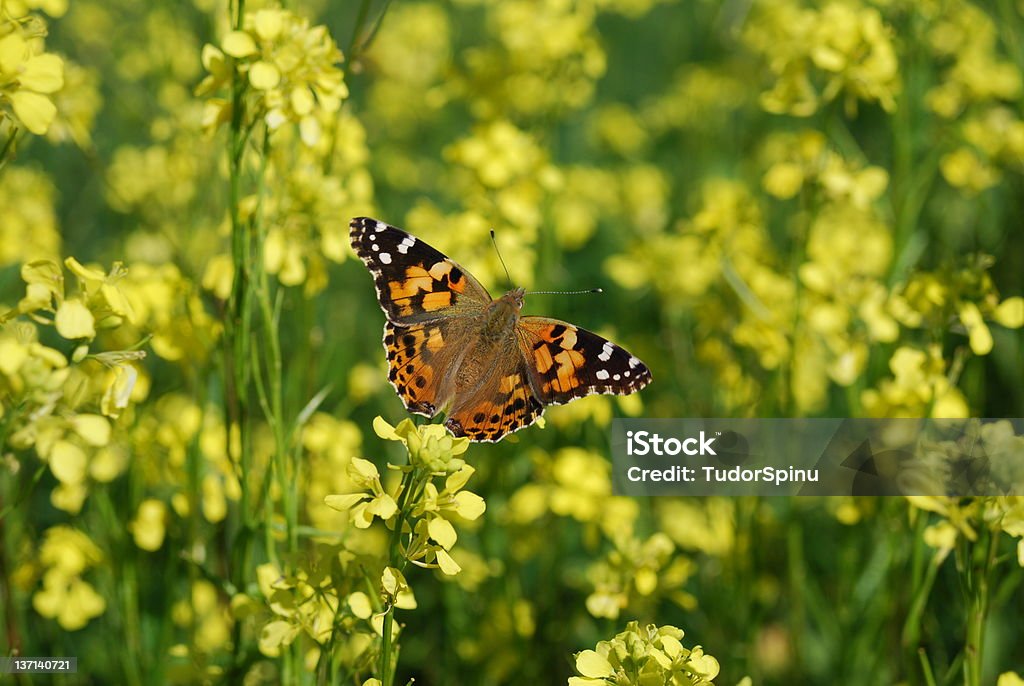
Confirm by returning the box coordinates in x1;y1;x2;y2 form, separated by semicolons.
349;216;386;238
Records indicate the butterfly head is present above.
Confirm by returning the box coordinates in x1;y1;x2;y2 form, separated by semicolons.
500;287;526;311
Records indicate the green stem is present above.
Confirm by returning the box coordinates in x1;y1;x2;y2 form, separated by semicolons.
225;0;256;676
94;488;144;686
379;467;425;686
0;125;19;174
226;0;253;528
963;529;997;686
902;512;936;660
348;0;373;61
348;0;396;65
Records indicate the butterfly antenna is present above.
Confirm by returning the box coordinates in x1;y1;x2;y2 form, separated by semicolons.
524;288;603;296
490;229;515;287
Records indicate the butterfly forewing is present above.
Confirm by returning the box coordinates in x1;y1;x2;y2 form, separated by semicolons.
349;217;491;325
516;317;653;405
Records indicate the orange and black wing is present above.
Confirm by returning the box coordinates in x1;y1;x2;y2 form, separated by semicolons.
516;317;652;405
350;217;491;325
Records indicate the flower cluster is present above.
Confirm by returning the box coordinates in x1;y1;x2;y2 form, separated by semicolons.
1;258;145;512
586;532;695;620
925;1;1024;193
912;493;1024;568
892;257;1023;356
199;7;348;143
0;4;64;135
24;526;106;630
570;621;721;685
743;0;899;116
455;0;606;120
254;560;341;658
0;166;61;266
326;418;485;576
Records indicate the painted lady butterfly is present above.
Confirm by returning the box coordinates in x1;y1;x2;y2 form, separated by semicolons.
350;217;652;442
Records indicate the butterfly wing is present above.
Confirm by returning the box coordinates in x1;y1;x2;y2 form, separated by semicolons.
351;217;653;441
383;320;466;418
445;317;653;442
444;339;546;442
350;217;491;325
516;317;653;405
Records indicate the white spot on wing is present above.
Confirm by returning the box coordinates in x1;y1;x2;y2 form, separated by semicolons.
397;236;416;254
598;341;614;362
596;369;610;381
628;356;640;368
375;222;387;232
613;374;621;381
372;243;379;251
380;252;392;264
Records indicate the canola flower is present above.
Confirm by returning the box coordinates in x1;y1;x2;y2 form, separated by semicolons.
571;621;721;686
27;526;105;631
198;7;348;144
743;0;899;116
326;417;484;576
1;258;145;513
0;7;64;135
320;418;486;683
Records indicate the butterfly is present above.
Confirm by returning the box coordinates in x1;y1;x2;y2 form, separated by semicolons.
349;217;652;442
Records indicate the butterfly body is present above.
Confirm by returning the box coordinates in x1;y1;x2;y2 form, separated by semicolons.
479;288;524;343
350;217;652;442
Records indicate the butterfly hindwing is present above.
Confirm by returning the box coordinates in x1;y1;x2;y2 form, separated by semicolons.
445;354;545;442
350;217;491;325
516;317;653;405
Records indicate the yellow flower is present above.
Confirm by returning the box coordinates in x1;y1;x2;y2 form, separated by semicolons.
373;416;469;472
571;621;721;686
0;167;61;266
33;571;106;630
46;58;101;146
324;457;398;528
129;498;168;551
199;8;348;141
0;30;64;134
32;526;105;630
940;147;999;192
101;362;139;418
54;298;95;339
994;297;1024;328
745;0;899;116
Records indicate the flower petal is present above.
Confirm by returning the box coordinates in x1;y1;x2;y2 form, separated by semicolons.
575;650;614;678
435;548;462;575
427;516;457;549
222;30;258;58
21;53;64;93
55;299;96;339
324;493;369;511
10;91;57;135
249;61;281;90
